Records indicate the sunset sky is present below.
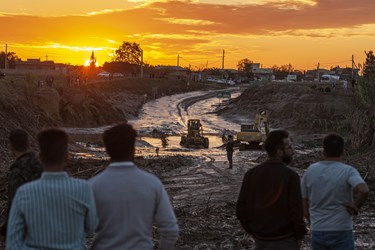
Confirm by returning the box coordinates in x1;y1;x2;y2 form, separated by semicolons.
1;0;375;70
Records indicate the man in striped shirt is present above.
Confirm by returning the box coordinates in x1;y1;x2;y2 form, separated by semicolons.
6;128;98;250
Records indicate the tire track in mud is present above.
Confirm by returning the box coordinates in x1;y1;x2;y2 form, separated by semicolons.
165;153;243;209
176;92;219;126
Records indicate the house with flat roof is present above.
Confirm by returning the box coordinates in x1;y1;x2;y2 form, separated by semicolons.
15;59;55;70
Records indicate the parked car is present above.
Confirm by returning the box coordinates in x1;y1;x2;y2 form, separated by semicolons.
113;73;124;78
97;71;110;78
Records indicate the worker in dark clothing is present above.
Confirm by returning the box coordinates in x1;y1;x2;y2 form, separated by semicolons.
226;135;234;169
236;130;306;249
0;129;43;237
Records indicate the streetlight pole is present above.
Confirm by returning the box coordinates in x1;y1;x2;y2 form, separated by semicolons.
140;49;144;78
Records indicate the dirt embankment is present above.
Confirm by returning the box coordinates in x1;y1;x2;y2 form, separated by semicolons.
0;77;205;166
219;83;358;142
218;82;375;186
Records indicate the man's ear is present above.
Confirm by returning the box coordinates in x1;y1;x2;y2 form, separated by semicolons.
276;148;283;158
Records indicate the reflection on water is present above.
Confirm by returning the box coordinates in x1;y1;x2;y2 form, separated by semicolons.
71;135;227;160
139;135;225;149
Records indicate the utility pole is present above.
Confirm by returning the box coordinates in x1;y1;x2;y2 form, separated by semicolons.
177;54;180;67
351;54;354;79
206;60;208;69
222;49;225;70
316;62;320;82
5;43;8;70
140;49;144;78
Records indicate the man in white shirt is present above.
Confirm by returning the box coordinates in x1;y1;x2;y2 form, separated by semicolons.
301;134;369;250
90;123;179;250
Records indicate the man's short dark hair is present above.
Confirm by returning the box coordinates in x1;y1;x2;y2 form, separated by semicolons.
9;129;29;152
265;130;289;157
228;135;233;139
37;128;68;165
103;123;137;161
323;134;344;157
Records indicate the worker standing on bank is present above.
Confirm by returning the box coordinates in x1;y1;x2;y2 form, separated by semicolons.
226;135;235;169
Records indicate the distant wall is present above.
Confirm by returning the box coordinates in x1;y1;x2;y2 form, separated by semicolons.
1;68;67;76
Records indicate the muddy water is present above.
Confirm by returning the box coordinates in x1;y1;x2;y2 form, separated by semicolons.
65;88;243;159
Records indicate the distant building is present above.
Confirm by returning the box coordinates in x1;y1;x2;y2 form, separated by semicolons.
15;59;55;70
331;66;359;80
252;68;274;81
305;69;334;81
305;67;359;81
154;66;188;79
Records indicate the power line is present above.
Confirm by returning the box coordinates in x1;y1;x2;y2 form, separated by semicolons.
319;60;351;65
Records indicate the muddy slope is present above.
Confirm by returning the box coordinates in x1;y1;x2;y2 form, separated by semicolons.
0;77;205;166
219;83;355;136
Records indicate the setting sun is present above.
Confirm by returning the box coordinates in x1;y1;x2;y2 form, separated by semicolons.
84;59;99;67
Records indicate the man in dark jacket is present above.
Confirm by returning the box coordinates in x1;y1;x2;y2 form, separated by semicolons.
0;129;43;237
236;130;306;249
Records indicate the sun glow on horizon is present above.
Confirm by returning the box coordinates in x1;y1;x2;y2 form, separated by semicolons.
84;59;99;67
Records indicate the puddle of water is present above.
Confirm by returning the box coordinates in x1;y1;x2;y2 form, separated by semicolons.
139;135;225;149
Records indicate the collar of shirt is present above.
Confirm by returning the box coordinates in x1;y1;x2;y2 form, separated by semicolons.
41;171;69;179
265;158;287;166
108;161;136;169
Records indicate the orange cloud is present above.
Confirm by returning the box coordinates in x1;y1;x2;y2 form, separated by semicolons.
0;0;374;69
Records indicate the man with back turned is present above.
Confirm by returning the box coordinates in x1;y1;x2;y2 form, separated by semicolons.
236;129;306;249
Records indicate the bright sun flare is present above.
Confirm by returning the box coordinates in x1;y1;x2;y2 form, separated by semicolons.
84;59;99;67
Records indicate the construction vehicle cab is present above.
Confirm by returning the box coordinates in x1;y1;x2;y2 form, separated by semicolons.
236;111;269;150
180;119;209;148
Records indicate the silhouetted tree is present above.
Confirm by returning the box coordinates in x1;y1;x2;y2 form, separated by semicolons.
89;51;97;68
237;58;254;79
363;50;375;80
103;61;138;75
357;51;375;107
0;51;19;69
114;42;142;65
272;64;295;80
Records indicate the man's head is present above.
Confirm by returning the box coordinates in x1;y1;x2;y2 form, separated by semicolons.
103;123;137;162
37;128;68;169
323;134;344;158
228;134;233;141
265;129;293;164
9;129;29;153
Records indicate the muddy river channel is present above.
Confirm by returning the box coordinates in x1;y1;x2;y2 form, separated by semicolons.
64;89;375;249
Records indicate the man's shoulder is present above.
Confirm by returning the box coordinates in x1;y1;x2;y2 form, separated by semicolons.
90;167;162;185
16;179;42;193
68;176;90;185
254;161;294;171
251;161;299;177
129;167;163;185
307;161;353;172
10;152;42;173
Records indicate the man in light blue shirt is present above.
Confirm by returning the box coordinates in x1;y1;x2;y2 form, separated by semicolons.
90;123;179;250
301;134;369;250
6;128;98;250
